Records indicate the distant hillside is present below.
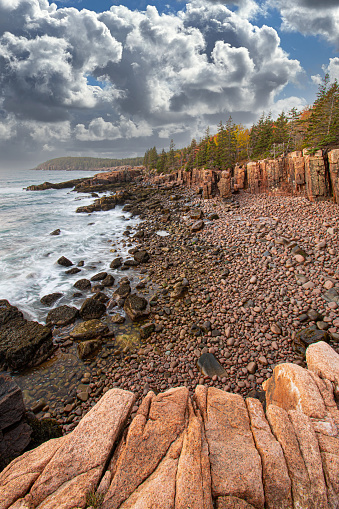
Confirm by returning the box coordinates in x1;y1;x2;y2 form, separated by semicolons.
33;156;144;171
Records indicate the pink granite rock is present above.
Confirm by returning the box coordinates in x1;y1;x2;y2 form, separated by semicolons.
0;437;64;509
246;398;292;509
263;363;327;419
103;387;189;509
30;388;135;508
306;341;339;391
175;400;213;509
266;404;313;509
118;436;183;509
196;387;264;508
288;410;329;509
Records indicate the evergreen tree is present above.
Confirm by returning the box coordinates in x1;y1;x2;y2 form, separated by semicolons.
305;74;339;149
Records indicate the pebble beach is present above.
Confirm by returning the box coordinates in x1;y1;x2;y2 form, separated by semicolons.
23;181;337;434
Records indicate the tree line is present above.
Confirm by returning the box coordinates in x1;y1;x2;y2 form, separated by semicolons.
144;74;339;172
34;155;144;171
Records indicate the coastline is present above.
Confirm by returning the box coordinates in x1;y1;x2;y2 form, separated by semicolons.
1;172;338;437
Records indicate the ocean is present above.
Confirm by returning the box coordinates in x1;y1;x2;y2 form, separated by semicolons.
0;169;139;322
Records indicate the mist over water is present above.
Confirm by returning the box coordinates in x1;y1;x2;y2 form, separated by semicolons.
0;169;138;322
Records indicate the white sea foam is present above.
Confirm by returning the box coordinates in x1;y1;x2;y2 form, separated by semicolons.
0;169;139;322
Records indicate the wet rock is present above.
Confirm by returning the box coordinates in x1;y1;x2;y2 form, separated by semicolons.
124;259;139;267
77;339;102;359
0;299;23;325
140;322;155;339
70;319;109;340
50;229;60;236
113;283;131;301
46;305;79;326
80;297;106;320
40;293;63;306
134;250;150;264
124;294;149;321
91;272;108;282
110;257;123;269
57;256;73;267
92;292;110;304
191;220;204;232
111;313;125;324
197;353;227;378
65;267;81;275
293;328;330;356
102;274;115;287
74;279;91;290
0;300;53;371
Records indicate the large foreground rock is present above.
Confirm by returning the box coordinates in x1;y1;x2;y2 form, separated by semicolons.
0;300;53;371
123;294;149;321
0;389;135;509
4;341;339;509
0;374;32;471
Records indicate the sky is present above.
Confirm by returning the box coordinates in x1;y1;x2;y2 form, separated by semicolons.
0;0;338;170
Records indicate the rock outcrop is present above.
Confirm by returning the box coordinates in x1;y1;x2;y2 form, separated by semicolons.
0;300;53;371
176;148;339;204
2;341;339;509
0;374;32;472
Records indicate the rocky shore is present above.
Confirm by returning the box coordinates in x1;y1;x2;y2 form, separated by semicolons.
1;167;339;451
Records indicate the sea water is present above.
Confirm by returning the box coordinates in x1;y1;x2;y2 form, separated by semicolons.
0;169;139;322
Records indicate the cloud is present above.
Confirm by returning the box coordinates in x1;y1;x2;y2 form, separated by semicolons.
269;0;339;47
0;0;306;168
75;116;153;141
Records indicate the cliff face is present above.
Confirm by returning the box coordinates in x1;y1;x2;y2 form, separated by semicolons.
2;340;339;509
174;148;339;204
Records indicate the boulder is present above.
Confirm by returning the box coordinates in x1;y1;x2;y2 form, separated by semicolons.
110;258;123;269
40;293;63;306
70;320;109;340
197;353;227;378
0;300;23;326
50;229;60;236
0;374;32;472
306;341;339;392
46;305;79;326
65;267;81;275
57;256;73;267
0;301;53;371
77;339;102;359
80;298;106;320
102;274;115;287
293;328;330;356
74;279;91;291
124;294;149;321
91;272;108;282
133;250;150;264
263;363;328;421
139;323;155;339
0;374;25;430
